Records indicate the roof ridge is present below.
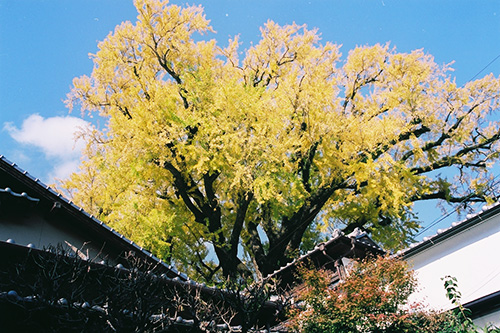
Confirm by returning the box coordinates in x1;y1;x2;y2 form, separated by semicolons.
399;201;500;257
0;187;40;203
0;154;190;282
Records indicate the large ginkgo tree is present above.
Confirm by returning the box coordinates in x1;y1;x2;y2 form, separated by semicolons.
64;0;500;281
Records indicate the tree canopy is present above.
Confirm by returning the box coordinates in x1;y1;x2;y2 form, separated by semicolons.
64;0;500;281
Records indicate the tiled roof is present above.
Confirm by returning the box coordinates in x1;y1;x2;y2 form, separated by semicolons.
263;227;384;282
399;200;500;258
0;154;188;281
0;187;39;203
0;238;282;330
1;284;274;332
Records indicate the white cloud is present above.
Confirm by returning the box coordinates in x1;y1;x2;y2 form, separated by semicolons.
49;159;82;182
4;114;91;181
4;114;89;158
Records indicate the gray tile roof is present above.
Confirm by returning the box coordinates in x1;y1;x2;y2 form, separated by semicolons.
0;154;188;281
399;201;500;258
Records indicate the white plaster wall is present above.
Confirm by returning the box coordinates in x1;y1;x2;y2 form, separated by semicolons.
0;212;107;261
407;212;500;325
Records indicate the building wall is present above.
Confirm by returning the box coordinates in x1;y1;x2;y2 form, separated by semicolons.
407;211;500;325
474;311;500;329
0;211;110;262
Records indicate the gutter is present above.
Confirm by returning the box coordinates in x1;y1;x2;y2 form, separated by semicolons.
401;202;500;259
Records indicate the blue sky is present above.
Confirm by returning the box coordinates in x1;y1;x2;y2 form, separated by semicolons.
1;0;499;238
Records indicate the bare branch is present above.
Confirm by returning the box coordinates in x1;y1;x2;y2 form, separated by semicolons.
411;130;500;175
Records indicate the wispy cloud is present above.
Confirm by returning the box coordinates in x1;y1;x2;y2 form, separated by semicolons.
4;114;90;180
49;159;83;183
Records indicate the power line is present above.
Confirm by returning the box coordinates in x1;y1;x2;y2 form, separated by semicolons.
240;52;500;264
251;53;500;266
464;263;500;299
468;53;500;81
403;53;500;238
416;172;500;238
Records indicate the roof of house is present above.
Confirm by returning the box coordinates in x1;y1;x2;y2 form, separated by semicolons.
400;200;500;259
0;154;187;281
462;289;500;320
0;155;289;329
263;228;385;288
0;238;283;330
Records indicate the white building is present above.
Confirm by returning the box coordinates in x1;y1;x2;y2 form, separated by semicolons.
402;202;500;327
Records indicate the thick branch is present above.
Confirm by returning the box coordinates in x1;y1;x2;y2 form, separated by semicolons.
159;159;248;278
287;185;335;252
150;46;190;109
298;141;319;193
255;183;339;276
370;120;430;162
203;171;220;206
160;160;205;223
411;190;487;203
133;65;151;101
260;203;278;248
191;256;221;283
246;219;267;275
117;105;132;120
229;191;253;257
411;130;500;175
402;104;479;162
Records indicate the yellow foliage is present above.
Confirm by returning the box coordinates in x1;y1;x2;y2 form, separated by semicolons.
63;0;500;280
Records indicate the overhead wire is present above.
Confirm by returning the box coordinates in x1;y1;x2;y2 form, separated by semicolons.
415;172;500;238
468;53;500;81
256;52;500;263
415;52;500;237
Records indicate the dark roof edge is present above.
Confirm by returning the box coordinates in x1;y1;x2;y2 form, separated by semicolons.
402;202;500;259
0;240;275;311
262;231;350;282
262;228;384;282
0;155;187;281
0;187;40;202
462;289;500;319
